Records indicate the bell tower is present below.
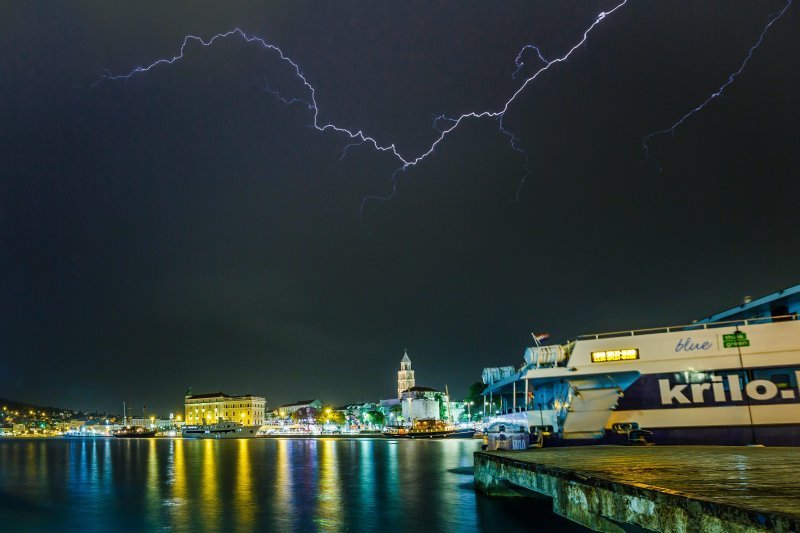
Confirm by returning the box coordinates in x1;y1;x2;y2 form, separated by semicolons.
397;350;415;398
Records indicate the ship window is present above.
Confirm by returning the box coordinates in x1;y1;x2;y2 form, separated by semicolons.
672;371;710;384
671;370;745;390
722;371;745;392
752;367;799;389
772;374;791;389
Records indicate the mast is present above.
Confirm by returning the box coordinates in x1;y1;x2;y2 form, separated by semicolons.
445;385;453;424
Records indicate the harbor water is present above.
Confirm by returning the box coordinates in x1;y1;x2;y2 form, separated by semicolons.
0;437;587;532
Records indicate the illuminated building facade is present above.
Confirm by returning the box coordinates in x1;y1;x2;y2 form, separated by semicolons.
397;351;415;398
400;386;450;421
275;399;323;416
184;391;266;426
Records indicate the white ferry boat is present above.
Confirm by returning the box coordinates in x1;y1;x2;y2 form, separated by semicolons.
482;286;800;447
181;421;260;439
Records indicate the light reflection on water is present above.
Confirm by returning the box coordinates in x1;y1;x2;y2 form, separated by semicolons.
201;439;219;529
0;437;585;532
316;438;340;530
236;439;254;531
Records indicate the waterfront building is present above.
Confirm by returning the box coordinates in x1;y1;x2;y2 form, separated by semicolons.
401;386;449;421
397;351;415;398
275;399;323;417
68;419;86;430
335;403;364;426
449;401;467;422
124;418;174;431
184;390;266;426
393;351;462;423
378;398;403;425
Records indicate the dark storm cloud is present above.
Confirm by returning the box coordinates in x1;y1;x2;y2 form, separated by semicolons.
1;1;798;414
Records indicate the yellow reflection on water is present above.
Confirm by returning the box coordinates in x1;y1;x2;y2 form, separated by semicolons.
146;438;159;518
173;439;186;500
315;439;342;530
169;438;190;530
235;439;254;531
275;440;293;519
201;439;220;530
28;442;40;476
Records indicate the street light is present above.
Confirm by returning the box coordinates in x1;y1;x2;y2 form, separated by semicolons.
467;401;474;422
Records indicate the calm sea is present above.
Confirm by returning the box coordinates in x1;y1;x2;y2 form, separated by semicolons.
0;437;587;532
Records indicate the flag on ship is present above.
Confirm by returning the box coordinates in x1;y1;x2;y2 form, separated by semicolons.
531;332;550;346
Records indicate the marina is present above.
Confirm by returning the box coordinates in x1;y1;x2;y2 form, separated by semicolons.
474;445;800;532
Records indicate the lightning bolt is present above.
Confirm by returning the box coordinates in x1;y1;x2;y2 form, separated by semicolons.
512;45;549;80
643;0;793;173
94;1;630;218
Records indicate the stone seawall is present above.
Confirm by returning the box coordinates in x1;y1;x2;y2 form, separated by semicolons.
474;448;800;532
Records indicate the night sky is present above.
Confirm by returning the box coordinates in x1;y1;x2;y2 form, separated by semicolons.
2;1;798;415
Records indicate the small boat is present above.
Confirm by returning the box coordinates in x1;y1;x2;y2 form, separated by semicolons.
182;421;260;439
383;419;476;439
113;426;157;438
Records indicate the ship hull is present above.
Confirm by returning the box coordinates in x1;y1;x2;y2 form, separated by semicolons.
182;424;259;439
484;318;800;447
383;428;476;439
113;430;157;438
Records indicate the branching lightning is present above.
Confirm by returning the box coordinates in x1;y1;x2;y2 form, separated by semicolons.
95;1;629;217
642;0;792;172
512;45;549;80
95;0;792;216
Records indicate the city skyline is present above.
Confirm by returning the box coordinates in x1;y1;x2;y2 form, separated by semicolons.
2;1;798;414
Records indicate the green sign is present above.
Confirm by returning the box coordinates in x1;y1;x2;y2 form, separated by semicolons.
723;332;750;348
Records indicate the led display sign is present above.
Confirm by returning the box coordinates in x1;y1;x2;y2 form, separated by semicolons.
591;348;639;363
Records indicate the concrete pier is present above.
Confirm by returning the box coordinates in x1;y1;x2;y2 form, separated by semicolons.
474;446;800;532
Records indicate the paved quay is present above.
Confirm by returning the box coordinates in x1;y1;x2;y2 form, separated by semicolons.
474;446;800;532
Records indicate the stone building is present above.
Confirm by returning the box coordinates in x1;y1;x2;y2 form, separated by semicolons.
400;386;445;420
275;399;323;417
397;351;415;398
184;390;266;427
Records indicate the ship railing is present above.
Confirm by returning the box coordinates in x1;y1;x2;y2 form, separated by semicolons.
576;314;798;340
